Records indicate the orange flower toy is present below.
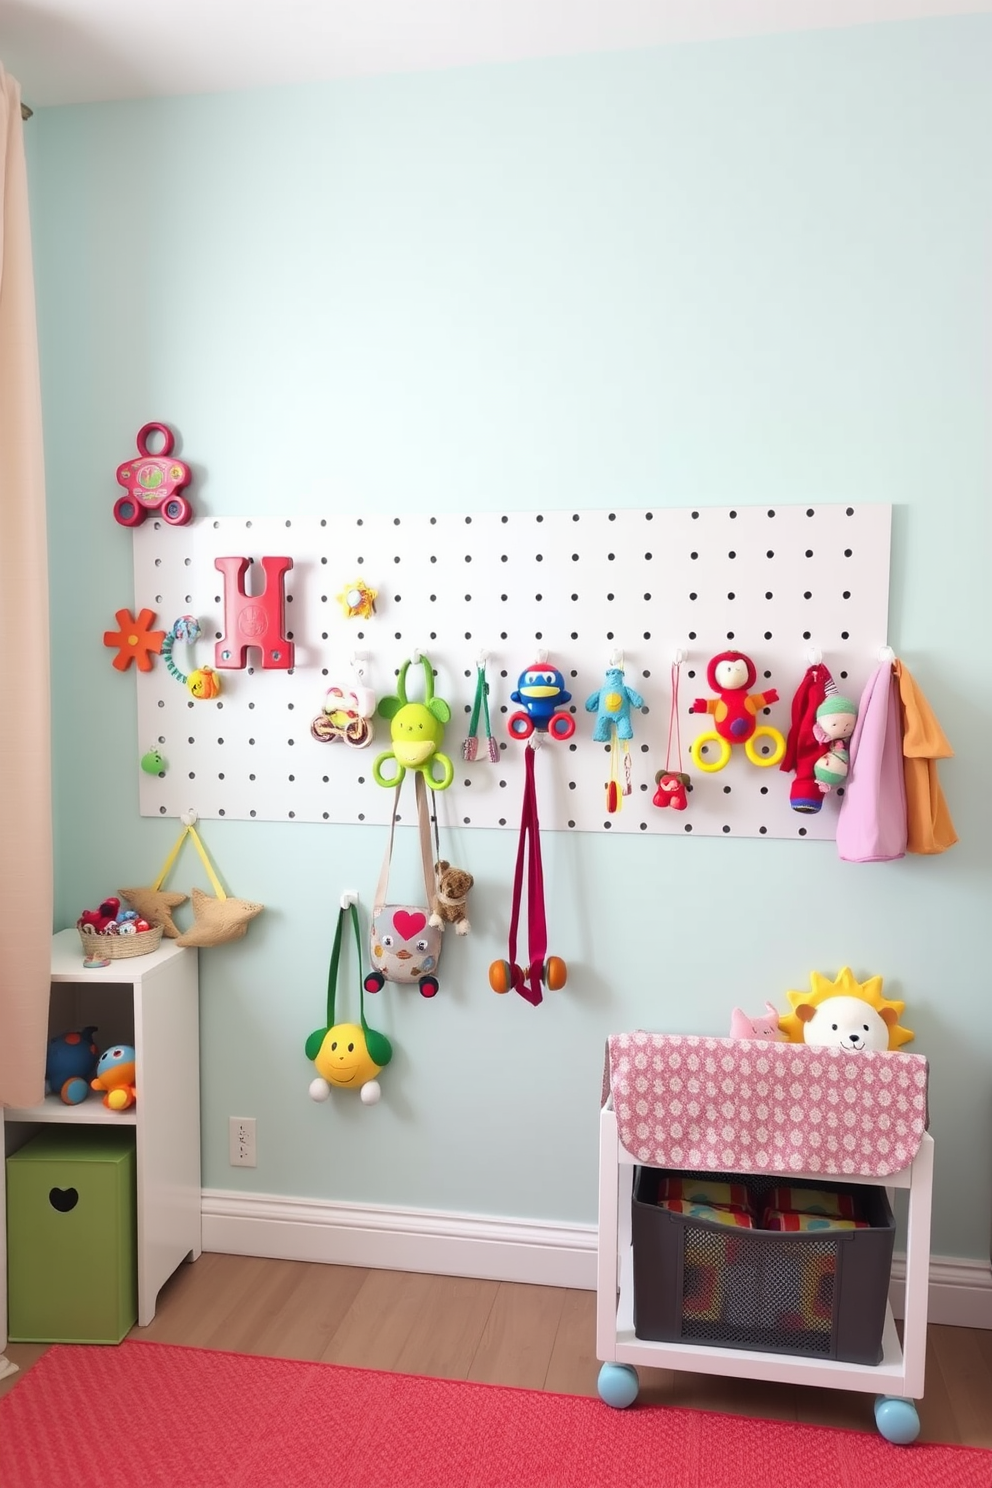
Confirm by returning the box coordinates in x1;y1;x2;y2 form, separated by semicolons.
689;650;785;773
103;607;166;672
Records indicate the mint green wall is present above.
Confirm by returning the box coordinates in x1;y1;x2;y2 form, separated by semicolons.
27;16;991;1258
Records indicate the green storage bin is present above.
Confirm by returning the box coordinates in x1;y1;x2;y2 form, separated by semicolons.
6;1127;137;1343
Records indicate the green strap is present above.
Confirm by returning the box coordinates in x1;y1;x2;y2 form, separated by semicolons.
479;668;492;741
467;666;484;737
326;902;365;1028
325;907;345;1026
467;664;493;741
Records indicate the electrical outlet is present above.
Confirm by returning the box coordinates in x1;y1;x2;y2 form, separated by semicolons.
229;1116;256;1168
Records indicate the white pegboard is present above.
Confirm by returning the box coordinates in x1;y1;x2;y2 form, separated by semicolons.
131;503;891;839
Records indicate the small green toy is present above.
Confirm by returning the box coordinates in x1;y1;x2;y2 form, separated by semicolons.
140;747;167;776
372;653;453;790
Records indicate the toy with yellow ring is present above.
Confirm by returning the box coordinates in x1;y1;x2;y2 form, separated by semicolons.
689;650;785;772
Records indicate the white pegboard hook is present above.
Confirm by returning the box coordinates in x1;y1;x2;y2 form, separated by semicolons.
411;646;423;664
535;647;549;664
673;647;686;666
340;889;358;909
609;647;624;669
180;808;197;827
879;644;895;664
476;647;490;667
806;646;823;666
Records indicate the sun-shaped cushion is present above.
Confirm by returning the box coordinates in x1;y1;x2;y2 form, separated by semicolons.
779;967;913;1051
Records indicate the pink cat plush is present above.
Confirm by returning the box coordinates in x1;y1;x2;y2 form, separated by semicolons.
729;1002;786;1040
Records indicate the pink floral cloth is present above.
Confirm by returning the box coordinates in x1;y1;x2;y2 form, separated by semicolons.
603;1033;928;1178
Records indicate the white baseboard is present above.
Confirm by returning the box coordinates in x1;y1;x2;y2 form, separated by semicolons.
201;1190;598;1290
889;1254;992;1329
202;1190;992;1328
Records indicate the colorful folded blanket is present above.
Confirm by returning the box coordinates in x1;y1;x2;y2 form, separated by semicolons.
659;1200;754;1229
762;1209;868;1233
659;1177;752;1212
765;1186;858;1220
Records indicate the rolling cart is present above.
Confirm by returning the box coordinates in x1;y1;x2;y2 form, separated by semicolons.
596;1033;933;1445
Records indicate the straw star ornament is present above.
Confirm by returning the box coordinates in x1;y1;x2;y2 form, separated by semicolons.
176;887;264;947
121;812;263;949
118;885;188;938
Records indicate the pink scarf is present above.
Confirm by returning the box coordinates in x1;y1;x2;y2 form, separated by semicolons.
835;661;907;863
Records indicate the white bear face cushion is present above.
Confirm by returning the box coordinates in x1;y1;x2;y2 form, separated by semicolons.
796;994;896;1052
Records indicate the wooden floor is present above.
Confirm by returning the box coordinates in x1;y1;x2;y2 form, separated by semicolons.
3;1252;992;1448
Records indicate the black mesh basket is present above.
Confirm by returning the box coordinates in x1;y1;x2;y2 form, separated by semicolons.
631;1168;895;1365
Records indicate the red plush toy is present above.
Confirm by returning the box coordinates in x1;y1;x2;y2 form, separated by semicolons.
653;771;689;810
780;663;833;813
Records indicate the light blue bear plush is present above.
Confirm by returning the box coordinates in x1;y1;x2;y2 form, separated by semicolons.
585;667;645;742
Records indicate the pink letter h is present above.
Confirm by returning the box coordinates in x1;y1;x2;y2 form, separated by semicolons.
214;555;295;670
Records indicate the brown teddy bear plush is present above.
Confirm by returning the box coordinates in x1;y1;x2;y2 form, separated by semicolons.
431;860;474;935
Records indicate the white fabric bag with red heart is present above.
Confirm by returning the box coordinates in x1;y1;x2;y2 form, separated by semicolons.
370;773;443;992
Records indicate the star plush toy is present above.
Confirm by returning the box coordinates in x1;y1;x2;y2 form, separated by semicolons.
119;885;189;938
175;887;264;947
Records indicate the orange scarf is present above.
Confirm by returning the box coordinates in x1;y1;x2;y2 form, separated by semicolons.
894;661;958;855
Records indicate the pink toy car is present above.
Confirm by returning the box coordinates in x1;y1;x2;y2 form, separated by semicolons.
114;422;193;527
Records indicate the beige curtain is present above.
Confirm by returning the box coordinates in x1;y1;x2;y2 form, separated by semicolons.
0;65;52;1113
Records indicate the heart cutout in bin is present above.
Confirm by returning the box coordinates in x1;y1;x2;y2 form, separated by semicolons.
392;909;427;940
49;1187;79;1213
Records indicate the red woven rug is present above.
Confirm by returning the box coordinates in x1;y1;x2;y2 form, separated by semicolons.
1;1341;989;1488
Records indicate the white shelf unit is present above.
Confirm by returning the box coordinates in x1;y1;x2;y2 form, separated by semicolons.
2;929;201;1329
596;1099;935;1428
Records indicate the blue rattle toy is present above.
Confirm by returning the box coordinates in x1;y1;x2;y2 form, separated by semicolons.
507;660;575;741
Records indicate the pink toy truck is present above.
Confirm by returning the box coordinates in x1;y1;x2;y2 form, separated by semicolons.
114;422;193;527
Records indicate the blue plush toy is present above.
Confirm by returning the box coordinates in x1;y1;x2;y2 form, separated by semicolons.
585;666;645;742
45;1026;99;1105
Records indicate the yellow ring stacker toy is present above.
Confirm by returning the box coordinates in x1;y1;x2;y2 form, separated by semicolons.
688;726;786;773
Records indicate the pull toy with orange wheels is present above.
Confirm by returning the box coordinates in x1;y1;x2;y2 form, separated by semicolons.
688;650;785;772
490;657;569;1007
490;951;567;998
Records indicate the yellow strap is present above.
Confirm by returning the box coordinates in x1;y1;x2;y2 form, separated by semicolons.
186;824;227;900
152;819;227;899
153;824;192;891
611;732;623;812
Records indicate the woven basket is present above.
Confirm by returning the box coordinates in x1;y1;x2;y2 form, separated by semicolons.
77;924;164;959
